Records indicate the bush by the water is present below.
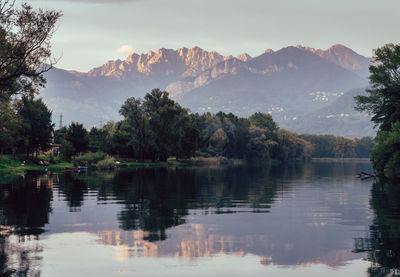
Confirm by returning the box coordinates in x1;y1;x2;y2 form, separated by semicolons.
73;152;116;169
96;156;116;170
73;152;107;166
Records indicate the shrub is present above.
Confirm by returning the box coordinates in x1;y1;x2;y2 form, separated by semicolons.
73;151;107;166
95;156;116;170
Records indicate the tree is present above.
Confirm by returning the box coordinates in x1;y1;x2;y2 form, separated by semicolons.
246;126;277;160
354;43;400;179
0;100;20;154
249;112;278;134
275;129;312;161
120;97;152;162
143;89;183;161
16;96;53;157
333;137;356;158
370;122;400;180
0;1;62;100
354;136;375;158
299;134;336;158
119;89;199;161
88;126;112;153
355;43;400;132
65;122;89;155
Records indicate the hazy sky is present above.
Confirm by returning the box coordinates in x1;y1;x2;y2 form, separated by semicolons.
25;0;400;72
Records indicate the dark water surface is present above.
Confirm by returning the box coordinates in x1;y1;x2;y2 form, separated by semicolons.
1;161;399;276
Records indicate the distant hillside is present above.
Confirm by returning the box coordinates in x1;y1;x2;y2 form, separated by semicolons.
280;88;376;137
176;46;367;119
41;44;372;137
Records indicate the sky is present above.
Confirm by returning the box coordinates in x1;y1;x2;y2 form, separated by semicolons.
24;0;400;72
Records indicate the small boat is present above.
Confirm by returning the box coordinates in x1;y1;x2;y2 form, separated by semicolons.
77;166;88;171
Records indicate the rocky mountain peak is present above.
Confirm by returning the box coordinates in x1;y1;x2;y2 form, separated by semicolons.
237;53;252;62
88;46;226;79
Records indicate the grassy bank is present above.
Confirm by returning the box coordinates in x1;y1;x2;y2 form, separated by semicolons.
0;155;73;174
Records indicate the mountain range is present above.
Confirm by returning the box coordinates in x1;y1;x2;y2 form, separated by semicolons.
41;44;375;137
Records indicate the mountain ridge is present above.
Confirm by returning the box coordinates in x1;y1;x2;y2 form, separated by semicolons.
41;44;373;137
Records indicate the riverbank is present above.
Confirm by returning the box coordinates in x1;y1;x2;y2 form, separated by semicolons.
0;155;247;175
0;154;312;180
312;157;371;163
0;155;74;174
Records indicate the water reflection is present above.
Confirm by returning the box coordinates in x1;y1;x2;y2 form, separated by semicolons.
0;174;53;276
0;161;378;276
354;181;400;276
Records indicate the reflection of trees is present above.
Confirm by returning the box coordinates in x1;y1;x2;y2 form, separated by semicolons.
56;172;88;211
354;182;400;277
63;165;301;242
0;175;52;235
0;175;53;276
103;165;301;241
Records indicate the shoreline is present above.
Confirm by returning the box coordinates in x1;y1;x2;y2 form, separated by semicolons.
1;156;372;182
312;157;371;162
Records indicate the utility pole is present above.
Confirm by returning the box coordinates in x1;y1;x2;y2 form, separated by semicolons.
59;113;63;129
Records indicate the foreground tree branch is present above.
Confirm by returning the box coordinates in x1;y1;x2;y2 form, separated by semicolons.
0;1;62;100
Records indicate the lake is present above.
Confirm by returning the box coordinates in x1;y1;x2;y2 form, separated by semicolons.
1;160;399;276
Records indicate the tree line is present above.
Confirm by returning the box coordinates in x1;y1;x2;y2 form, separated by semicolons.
34;88;372;163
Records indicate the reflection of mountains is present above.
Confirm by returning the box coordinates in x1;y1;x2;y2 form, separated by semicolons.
96;224;362;268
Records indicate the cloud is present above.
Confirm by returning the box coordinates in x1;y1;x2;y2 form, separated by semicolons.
116;45;136;55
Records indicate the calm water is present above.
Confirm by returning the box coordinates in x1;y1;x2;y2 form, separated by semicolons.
1;161;399;276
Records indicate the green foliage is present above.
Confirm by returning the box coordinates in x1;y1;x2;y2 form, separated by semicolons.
0;100;21;154
119;97;152;161
355;43;400;132
193;112;250;158
333;137;356;158
16;96;53;157
355;136;375;158
299;134;375;158
60;139;75;161
246;126;277;160
66;122;89;154
354;43;400;180
54;127;67;144
95;156;116;170
119;88;198;161
88;126;113;153
110;123;132;157
299;134;336;158
73;151;107;166
275;129;312;161
249;112;278;134
371;122;400;180
72;151;115;169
